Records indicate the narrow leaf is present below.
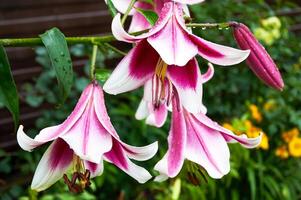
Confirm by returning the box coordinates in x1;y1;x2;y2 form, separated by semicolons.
0;45;19;128
40;28;73;104
135;8;158;26
107;0;118;17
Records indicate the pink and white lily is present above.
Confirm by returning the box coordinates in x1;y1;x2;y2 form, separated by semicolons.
17;82;158;191
154;92;262;181
112;2;250;67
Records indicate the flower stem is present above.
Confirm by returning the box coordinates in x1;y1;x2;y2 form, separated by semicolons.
90;45;98;80
121;0;136;25
186;22;231;29
0;36;115;47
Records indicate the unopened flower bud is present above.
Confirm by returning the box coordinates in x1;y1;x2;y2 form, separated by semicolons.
230;22;284;90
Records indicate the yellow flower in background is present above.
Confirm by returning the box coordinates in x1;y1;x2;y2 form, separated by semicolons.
263;100;276;111
288;137;301;157
243;120;268;150
249;104;262;123
282;128;299;143
275;146;289;159
259;133;269;150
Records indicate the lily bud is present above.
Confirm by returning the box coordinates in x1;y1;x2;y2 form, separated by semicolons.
230;22;284;90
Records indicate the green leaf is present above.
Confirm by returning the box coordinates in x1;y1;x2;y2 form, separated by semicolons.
0;45;19;128
40;28;73;104
247;167;256;200
107;0;118;17
135;8;158;26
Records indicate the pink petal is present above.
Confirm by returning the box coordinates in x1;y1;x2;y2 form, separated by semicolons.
194;112;262;148
128;2;153;33
154;95;186;178
61;86;113;163
190;34;250;66
17;125;45;151
146;102;168;127
122;141;158;161
112;4;172;43
109;0;135;14
104;139;152;183
35;84;94;142
135;99;150;120
168;59;206;114
103;40;158;95
31;139;73;191
84;160;104;178
201;63;215;83
147;14;198;66
185;113;230;179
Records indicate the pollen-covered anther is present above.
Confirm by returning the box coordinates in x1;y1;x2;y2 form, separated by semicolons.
152;59;169;109
63;156;91;193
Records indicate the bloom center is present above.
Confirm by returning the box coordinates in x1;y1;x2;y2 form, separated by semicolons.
63;156;91;193
152;59;172;109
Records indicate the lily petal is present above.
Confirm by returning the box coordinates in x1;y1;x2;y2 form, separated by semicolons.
147;15;198;66
104;40;158;95
105;139;153;183
34;84;93;143
17;125;45;151
201;63;215;83
185;113;230;179
154;96;186;178
190;34;250;66
112;5;172;43
109;0;135;14
31;139;73;191
122;141;158;161
195;112;262;148
61;107;113;164
168;59;206;114
135;99;150;120
146;103;168;127
84;160;104;178
128;2;153;33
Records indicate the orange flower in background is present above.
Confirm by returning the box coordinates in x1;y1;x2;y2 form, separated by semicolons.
288;137;301;157
249;104;262;123
282;128;299;143
275;146;289;159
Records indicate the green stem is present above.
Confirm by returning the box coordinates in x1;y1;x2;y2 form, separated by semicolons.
90;45;98;80
0;36;115;47
186;22;231;29
103;43;127;56
121;0;136;25
0;22;231;48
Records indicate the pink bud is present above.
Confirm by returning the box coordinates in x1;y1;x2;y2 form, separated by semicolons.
231;22;284;90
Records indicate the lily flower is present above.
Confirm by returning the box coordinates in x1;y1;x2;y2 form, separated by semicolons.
17;82;158;191
111;2;250;67
154;91;262;181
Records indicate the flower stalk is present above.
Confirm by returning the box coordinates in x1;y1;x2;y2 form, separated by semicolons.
90;45;98;80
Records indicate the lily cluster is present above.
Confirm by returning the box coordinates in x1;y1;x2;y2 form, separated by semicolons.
17;0;283;192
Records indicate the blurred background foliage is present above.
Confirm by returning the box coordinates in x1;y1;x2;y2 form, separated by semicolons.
1;0;301;199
